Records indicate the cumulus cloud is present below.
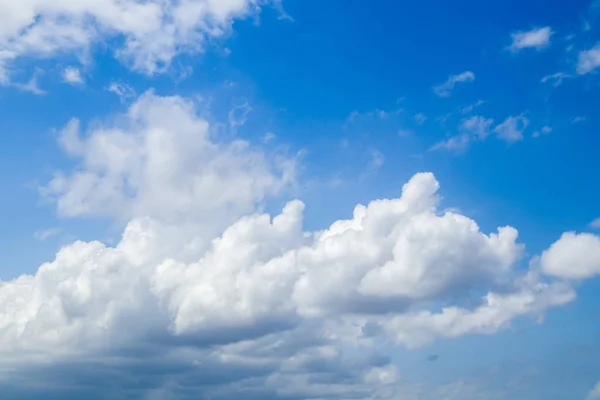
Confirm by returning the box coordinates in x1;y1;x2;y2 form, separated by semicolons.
433;71;475;97
541;232;600;280
577;43;600;74
0;0;277;83
509;27;553;51
0;92;585;398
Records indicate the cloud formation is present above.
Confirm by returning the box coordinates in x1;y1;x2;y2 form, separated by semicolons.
62;66;84;85
493;115;529;143
0;0;276;83
577;43;600;74
509;27;552;51
0;92;591;398
433;71;475;97
541;232;600;280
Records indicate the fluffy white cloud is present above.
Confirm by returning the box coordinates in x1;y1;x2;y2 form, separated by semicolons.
433;71;475;97
0;0;276;83
541;232;600;280
0;92;585;398
577;43;600;74
509;27;552;51
42;91;293;226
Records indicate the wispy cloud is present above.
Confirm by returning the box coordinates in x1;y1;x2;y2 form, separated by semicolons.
34;228;62;241
432;115;494;153
461;100;486;114
414;113;427;125
509;27;553;52
108;81;136;102
541;72;570;87
263;132;277;143
433;71;475;97
367;149;386;171
590;218;600;230
228;102;252;127
433;114;529;152
494;115;530;143
14;69;46;95
532;126;552;138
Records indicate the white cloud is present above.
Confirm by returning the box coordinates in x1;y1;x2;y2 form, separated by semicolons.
42;91;293;229
541;72;570;87
33;227;63;241
432;115;494;152
367;149;385;171
461;100;485;114
229;102;253;127
509;27;553;52
62;66;84;85
382;277;574;348
577;43;600;74
493;115;529;143
0;0;275;83
541;232;600;280
532;126;552;138
590;218;600;229
263;132;277;143
433;71;475;97
588;381;600;400
0;92;585;397
108;81;136;102
573;116;587;124
414;113;427;125
13;69;46;95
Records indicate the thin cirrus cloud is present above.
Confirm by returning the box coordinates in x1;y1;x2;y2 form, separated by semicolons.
433;71;475;97
541;72;570;87
1;90;595;398
508;26;553;51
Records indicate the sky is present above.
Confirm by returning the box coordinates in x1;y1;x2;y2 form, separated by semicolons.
1;0;600;399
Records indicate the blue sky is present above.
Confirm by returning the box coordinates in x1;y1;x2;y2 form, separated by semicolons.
1;1;600;399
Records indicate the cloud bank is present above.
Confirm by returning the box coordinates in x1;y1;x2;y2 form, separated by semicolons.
1;91;595;399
